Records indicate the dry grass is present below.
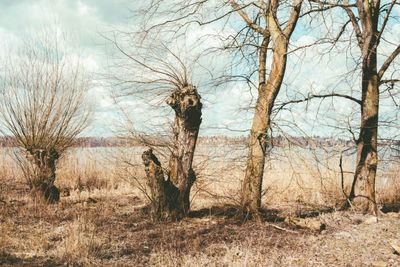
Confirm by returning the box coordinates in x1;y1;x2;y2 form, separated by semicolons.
377;165;400;204
56;148;117;192
1;145;399;266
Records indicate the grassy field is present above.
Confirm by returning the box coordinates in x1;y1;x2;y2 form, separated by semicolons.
0;145;399;266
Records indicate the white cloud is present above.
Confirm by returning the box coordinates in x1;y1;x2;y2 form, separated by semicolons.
1;1;399;138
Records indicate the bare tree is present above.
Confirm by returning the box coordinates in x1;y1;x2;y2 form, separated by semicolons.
0;32;91;203
304;0;400;214
108;33;203;220
116;0;305;218
227;0;303;218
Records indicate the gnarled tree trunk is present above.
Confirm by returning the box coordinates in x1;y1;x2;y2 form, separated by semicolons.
26;148;60;204
142;149;179;221
142;85;202;220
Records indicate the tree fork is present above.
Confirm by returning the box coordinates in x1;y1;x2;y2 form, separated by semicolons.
238;0;302;219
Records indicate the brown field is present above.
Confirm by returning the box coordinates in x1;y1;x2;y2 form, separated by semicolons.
1;145;400;266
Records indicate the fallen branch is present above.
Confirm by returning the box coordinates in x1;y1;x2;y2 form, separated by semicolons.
266;222;299;234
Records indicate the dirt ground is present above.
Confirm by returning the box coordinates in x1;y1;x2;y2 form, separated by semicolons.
1;179;400;267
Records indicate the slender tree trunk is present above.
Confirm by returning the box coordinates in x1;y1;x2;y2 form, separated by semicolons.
241;93;269;214
26;149;60;204
242;34;288;216
239;0;302;218
142;85;202;221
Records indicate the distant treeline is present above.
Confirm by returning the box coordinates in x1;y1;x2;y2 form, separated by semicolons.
0;135;398;148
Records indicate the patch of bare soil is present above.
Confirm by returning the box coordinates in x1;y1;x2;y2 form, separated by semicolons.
1;180;399;266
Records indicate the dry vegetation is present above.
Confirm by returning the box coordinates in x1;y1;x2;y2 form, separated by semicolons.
1;144;400;266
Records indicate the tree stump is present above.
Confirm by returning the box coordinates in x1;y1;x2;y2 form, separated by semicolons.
142;149;179;221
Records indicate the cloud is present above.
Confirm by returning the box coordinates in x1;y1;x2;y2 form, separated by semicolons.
1;1;399;139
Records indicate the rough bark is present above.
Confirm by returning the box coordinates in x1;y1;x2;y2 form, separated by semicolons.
347;0;380;214
142;84;202;220
26;148;60;204
166;85;202;217
142;149;179;221
241;0;302;217
348;63;379;214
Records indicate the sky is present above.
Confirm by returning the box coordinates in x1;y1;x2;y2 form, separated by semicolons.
0;0;399;139
0;0;133;136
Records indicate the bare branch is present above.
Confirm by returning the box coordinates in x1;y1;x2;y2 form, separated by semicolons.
229;0;267;35
378;44;400;79
380;79;400;85
342;2;363;48
309;0;357;8
276;92;362;112
376;0;397;43
284;0;303;37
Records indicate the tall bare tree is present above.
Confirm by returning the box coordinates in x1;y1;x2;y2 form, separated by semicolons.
0;33;91;203
306;0;400;214
229;0;303;217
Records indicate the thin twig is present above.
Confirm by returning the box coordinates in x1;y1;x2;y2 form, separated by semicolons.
266;223;299;234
